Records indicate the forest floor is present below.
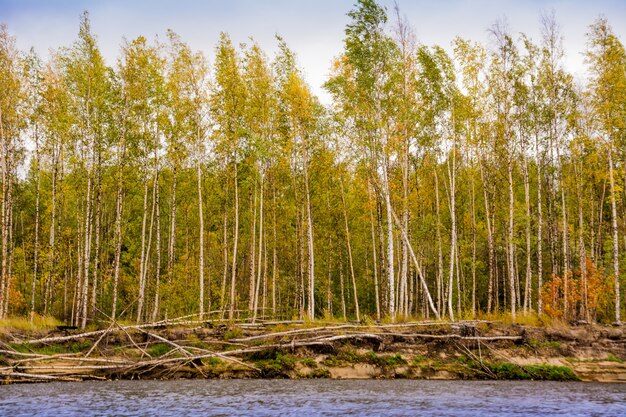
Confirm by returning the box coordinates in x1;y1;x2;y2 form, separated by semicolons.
1;317;625;384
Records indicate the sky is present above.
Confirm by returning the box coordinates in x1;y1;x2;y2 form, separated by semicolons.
1;0;625;104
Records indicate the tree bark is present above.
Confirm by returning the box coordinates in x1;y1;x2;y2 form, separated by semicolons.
608;143;620;323
341;180;360;322
197;161;205;320
303;149;315;319
228;160;239;321
368;184;381;321
30;130;41;321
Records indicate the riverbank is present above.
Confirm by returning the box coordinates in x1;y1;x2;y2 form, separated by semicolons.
1;318;625;383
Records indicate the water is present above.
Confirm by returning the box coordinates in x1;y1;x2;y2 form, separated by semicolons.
1;379;624;416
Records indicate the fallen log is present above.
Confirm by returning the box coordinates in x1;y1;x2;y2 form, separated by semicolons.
378;333;523;341
230;325;362;342
0;371;82;382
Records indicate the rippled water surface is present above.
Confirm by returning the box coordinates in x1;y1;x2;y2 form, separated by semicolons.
1;379;625;416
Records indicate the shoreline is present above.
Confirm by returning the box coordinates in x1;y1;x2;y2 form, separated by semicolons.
1;319;625;384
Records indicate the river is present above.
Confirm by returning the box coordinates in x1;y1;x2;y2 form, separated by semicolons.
1;379;624;416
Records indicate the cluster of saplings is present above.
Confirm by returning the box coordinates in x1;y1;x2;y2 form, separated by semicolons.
0;0;624;328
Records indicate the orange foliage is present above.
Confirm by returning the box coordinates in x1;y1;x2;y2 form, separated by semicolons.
7;277;25;314
541;259;614;322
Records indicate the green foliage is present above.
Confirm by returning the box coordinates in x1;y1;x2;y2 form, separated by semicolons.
1;2;625;327
223;327;243;341
8;341;92;355
246;350;297;378
148;343;172;357
467;361;579;381
528;339;561;349
363;351;407;367
306;368;331;378
412;355;427;364
203;357;223;366
606;354;623;363
490;363;579;381
300;357;317;368
323;348;406;368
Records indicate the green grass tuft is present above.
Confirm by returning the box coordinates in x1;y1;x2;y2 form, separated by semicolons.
148;343;172;357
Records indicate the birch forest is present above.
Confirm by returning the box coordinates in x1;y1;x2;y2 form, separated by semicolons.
0;0;625;328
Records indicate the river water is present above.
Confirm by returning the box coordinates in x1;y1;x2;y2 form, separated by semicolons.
1;379;624;416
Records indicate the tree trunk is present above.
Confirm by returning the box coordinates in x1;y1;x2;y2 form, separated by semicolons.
111;140;125;321
523;155;532;314
137;179;149;322
252;173;265;322
111;178;123;321
220;209;228;320
560;164;569;319
507;157;516;320
384;165;395;321
339;250;346;321
434;168;444;316
608;143;620;323
400;143;409;317
30;133;41;321
0;110;8;318
90;165;102;321
390;207;440;319
166;166;177;319
368;184;381;321
2;178;13;317
304;151;315;319
272;182;277;317
341;180;360;322
447;147;457;321
536;134;544;315
229;161;239;321
151;169;162;322
575;161;588;321
80;162;93;329
248;183;257;313
471;170;477;318
482;168;495;314
197;161;205;320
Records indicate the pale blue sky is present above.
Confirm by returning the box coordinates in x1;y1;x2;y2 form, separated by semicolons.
1;0;624;103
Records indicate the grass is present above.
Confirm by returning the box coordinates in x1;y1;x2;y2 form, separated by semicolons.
412;355;427;364
9;340;93;355
306;368;331;378
470;361;579;381
148;343;172;357
606;354;624;363
246;349;298;377
528;339;562;349
474;311;555;327
223;327;243;341
300;357;317;368
363;352;407;367
0;315;61;331
322;348;407;368
203;357;223;366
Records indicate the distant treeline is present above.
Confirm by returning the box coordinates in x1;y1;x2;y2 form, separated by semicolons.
0;0;624;327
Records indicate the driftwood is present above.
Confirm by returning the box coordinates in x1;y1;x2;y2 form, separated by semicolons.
379;333;523;342
228;321;486;343
0;371;83;382
1;317;529;384
230;325;362;342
